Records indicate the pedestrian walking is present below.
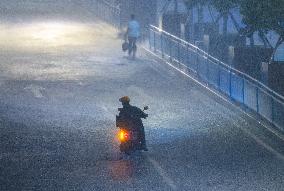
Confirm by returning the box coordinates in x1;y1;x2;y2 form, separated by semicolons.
125;14;140;59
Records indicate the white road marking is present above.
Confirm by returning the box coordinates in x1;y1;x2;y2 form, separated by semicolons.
24;85;45;98
144;48;284;158
147;156;178;190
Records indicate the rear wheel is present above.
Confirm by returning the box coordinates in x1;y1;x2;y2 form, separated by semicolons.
120;142;132;153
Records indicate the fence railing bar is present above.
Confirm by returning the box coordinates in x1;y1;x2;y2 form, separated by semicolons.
150;26;284;102
149;26;284;130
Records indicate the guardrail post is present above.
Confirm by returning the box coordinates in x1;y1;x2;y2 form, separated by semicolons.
154;32;156;52
256;87;259;113
206;56;209;83
271;97;275;123
149;30;152;50
196;50;200;77
169;39;172;61
242;78;245;104
177;42;180;63
217;63;221;90
161;33;164;58
229;71;232;98
186;45;189;69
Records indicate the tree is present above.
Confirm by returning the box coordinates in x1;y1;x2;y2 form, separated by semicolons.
210;0;240;35
184;0;241;35
184;0;209;41
184;0;208;23
239;0;284;62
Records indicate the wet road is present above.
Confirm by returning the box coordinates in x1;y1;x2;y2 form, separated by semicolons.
0;1;284;190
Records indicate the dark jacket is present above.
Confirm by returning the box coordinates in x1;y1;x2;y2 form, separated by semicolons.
118;104;147;131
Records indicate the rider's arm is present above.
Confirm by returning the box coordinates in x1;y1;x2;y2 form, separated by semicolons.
142;112;148;119
137;108;148;119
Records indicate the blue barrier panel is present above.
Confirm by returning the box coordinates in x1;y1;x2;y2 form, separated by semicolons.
187;48;197;72
179;45;187;64
160;35;165;56
219;67;230;95
197;57;208;81
172;41;179;61
258;89;273;122
272;99;284;131
193;51;199;72
156;34;161;52
168;40;176;59
163;37;170;56
186;50;193;72
231;73;244;103
207;61;219;88
243;80;258;112
186;50;196;72
168;39;174;58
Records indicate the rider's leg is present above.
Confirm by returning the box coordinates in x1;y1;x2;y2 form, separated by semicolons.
132;38;137;59
128;37;133;56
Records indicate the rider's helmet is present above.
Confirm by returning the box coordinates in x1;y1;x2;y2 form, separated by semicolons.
119;96;130;103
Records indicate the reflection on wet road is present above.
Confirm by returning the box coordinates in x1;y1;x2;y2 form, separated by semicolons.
0;22;107;51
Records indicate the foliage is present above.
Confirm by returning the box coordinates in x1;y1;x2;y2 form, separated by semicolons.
239;0;284;60
184;0;239;13
211;0;239;15
183;0;208;10
184;0;284;37
183;0;284;59
239;0;284;39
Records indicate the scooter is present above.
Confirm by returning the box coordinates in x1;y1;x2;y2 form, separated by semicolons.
116;106;148;154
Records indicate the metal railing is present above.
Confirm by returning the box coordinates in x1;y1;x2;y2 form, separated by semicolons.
149;25;284;131
92;0;121;29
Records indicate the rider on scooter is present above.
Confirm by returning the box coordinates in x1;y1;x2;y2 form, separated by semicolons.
118;96;148;151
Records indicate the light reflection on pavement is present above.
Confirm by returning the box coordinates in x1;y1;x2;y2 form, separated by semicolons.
0;22;105;51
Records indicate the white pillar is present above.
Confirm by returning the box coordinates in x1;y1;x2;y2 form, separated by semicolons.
261;61;269;84
203;35;210;52
228;45;235;66
181;23;185;39
158;14;163;29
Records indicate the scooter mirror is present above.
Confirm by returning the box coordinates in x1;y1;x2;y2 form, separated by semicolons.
144;106;149;110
